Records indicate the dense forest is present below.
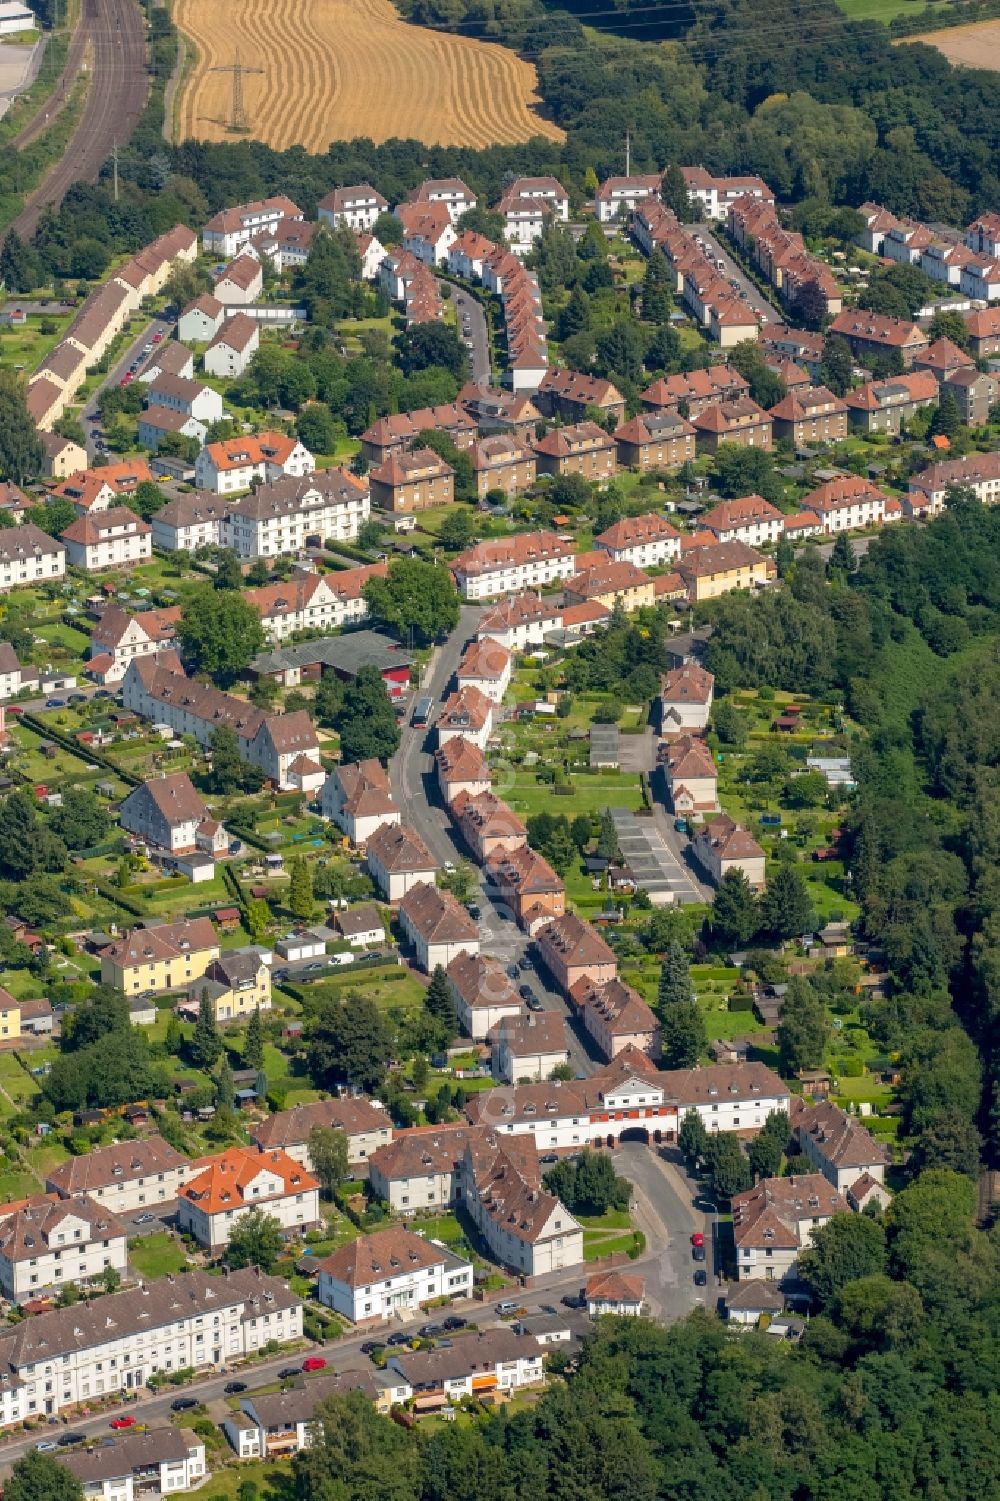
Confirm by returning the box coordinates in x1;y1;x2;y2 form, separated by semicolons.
295;1263;1000;1501
701;495;1000;1170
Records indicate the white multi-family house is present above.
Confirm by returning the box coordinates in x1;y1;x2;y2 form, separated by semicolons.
252;1096;393;1174
177;292;224;344
367;1125;474;1214
593;173;662;222
204;313;260;379
317;1228;473;1323
498;178;569;252
461;1134;583;1276
119;772;224;855
386;1329;544;1401
489;1011;569;1083
665;1062;790;1134
455;637;512;703
660;663;714;733
406;177;477;223
398;881;479;971
194;432;314;495
147;373;223;425
435;685;494;751
177;1147;320;1253
320;758;400;845
225;1370;410;1457
731;1172;847;1282
452;530;576;601
317;184;388;232
213;254;263;305
691;813;766;889
122;655;325;794
700;495;784;548
0;1268;302;1426
0;1195;129;1303
800;476;888;534
219;467;369;556
594;512;682;569
0;524;66;591
245;564;384;641
0;642;37;700
136;408;207;453
793;1099;892;1193
446;952;522;1041
394;203;457;267
202;196;303;258
46;1136;194;1214
150;495;228;553
60;508;152;571
58;1426;207;1501
356;231;386;281
365;823;437;903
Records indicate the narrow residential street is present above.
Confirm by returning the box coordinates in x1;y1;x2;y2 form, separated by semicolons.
450;284;490;385
684;223;781;326
82;315;171;460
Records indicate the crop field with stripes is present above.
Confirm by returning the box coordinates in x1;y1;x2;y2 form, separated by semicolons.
172;0;564;149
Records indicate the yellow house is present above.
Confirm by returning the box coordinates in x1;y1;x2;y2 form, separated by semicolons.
183;951;273;1024
565;558;656;615
100;917;220;996
677;540;773;602
0;987;20;1043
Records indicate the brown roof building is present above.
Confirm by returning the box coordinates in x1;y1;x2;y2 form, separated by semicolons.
613;409;696;471
252;1097;392;1170
533;421;617;481
536;912;617;996
641;365;750;417
828;309;928;366
484;844;565;932
692;397;772;453
360;403;476;463
470;434;536;498
369;448;454;513
398;881;479;972
768;386;848;447
536;369;625;423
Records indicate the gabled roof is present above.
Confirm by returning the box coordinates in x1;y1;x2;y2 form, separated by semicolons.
660;662;714;704
399;881;478;944
366;822;435;874
122;772;209;829
179;1146;317;1215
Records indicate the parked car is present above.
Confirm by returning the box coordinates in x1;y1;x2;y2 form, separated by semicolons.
360;1340;385;1355
692;1245;706;1262
691;1231;705;1247
110;1415;136;1428
442;1316;467;1331
302;1356;327;1372
45;697;65;708
466;902;481;920
58;1433;87;1447
224;1381;247;1395
170;1398;198;1412
278;1366;302;1379
525;994;543;1012
152;331;163;343
35;1440;58;1452
419;1323;443;1338
540;1153;558;1164
693;1269;707;1287
518;984;535;1002
134;1213;156;1225
561;1294;585;1309
387;1332;411;1346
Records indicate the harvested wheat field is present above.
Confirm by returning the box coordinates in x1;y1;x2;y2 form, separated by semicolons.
898;19;1000;69
172;0;564;149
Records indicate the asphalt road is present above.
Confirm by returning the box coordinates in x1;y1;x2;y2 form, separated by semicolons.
452;286;490;385
12;0;150;240
684;223;782;326
388;605;483;869
612;1142;716;1320
82;314;170;459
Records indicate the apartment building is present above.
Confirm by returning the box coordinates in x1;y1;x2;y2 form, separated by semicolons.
691;813;766;888
0;523;66;591
204;312;260;379
461;1136;582;1277
178;292;224;343
388;1328;545;1401
844;370;939;435
613;410;696;471
793;1099;891;1193
177;1147;320;1252
226;1370;409;1456
536;370;625;425
490;1011;569;1083
681;166;774;220
661;734;718;815
317;184;388;231
692;398;772;452
220;467;370;556
533;421;617;482
369;449;454;512
188;950;273;1025
213;253;264;306
202;195;303;257
150;495;228;553
660;662;714;731
906;450;1000;515
119;772;222;855
46;1137;193;1215
564;557;654;614
676;540;773;601
368;1125;476;1214
436;684;494;751
471;434;537;498
0;1268;302;1426
700;495;784;548
317;1228;473;1322
498;177;569;252
732;1173;847;1282
828;309;929;366
800;476;889;534
0;1195;128;1303
594;511;682;569
593;172;662;222
451;788;527;863
194;432;314;495
407;177;477;222
122;656;324;794
452;530;576;601
535;912;616;995
398;882;479;972
360;403;476;464
99;917;220;996
641;365;750;417
320;758;400;845
246;563;386;640
484;843;565;933
446;952;522;1041
58;1426;206;1500
768;386;848;446
252;1097;393;1174
456;637;513;703
435;735;492;805
663;1062;790;1134
571;976;660;1062
365;822;437;903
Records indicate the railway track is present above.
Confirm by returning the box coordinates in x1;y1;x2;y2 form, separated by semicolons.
11;0;149;240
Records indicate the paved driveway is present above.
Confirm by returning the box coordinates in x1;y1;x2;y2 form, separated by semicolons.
451;285;490;384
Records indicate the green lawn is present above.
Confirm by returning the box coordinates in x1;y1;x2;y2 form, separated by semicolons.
503;768;644;820
306;966;427;1013
191;1460;295;1500
128;1232;190;1280
0;1167;42;1201
834;0;945;17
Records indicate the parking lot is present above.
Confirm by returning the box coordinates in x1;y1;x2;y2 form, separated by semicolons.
607;806;703;905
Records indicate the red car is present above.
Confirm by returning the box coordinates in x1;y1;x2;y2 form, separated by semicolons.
302;1356;327;1372
691;1231;705;1247
152;332;163;343
110;1416;135;1429
119;372;134;386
